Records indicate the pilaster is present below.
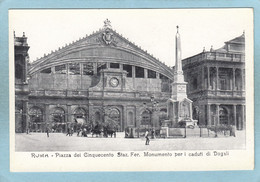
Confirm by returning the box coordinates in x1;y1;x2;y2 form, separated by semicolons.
207;104;211;125
233;104;237;126
216;104;220;126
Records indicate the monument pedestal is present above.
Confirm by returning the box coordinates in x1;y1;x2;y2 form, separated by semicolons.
167;98;193;125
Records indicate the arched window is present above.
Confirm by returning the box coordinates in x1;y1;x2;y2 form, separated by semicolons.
73;107;86;118
219;107;229;125
127;111;134;126
51;107;65;123
73;107;86;124
29;107;43;132
192;78;198;90
29;107;43;123
94;111;101;123
109;108;120;123
141;110;151;125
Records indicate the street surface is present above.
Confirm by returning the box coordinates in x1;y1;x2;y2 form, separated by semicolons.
15;131;246;151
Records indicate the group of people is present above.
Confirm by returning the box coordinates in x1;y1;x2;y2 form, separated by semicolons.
77;128;88;137
45;125;154;145
66;127;74;136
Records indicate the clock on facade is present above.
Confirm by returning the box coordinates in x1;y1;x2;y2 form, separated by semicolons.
109;77;119;87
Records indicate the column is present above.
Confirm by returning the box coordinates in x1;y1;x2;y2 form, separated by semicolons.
144;68;148;78
119;63;123;71
216;67;219;90
132;65;136;88
242;105;245;130
66;63;69;89
66;105;71;132
132;66;136;77
242;69;245;91
44;104;50;123
93;62;97;75
207;104;211;126
156;72;159;79
233;68;236;91
51;66;55;74
80;63;83;75
44;104;50;132
23;101;29;133
24;55;28;83
122;105;127;132
233;104;237;126
88;103;94;125
67;104;72;123
216;104;219;126
21;55;25;83
51;66;55;90
201;66;204;90
144;69;148;91
80;63;83;89
207;67;210;89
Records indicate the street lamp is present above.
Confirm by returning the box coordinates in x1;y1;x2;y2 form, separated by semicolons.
143;95;159;138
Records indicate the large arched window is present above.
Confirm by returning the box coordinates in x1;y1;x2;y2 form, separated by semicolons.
73;107;86;124
51;107;65;123
73;107;86;118
94;111;101;123
50;107;66;132
29;107;43;132
109;108;120;123
29;107;43;123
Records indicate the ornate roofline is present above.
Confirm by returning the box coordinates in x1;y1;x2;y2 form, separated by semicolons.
29;25;174;79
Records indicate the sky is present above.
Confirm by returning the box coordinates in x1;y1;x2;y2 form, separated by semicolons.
9;9;253;66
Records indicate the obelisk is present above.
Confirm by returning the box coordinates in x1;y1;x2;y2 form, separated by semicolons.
166;26;193;126
171;26;187;101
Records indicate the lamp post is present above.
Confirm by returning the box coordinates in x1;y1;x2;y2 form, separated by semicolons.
143;95;159;138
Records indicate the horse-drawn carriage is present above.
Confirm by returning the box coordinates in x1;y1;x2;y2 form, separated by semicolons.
73;117;118;138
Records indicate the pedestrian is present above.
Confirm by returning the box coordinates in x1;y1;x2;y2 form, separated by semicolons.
46;127;49;137
151;128;155;139
145;130;150;145
66;128;70;136
70;128;74;136
77;128;82;136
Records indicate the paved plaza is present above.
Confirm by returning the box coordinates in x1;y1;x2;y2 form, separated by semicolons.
15;130;246;151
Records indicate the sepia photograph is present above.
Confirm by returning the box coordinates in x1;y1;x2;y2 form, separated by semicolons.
9;9;254;171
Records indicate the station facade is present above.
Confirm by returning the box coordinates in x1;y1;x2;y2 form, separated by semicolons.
14;20;246;133
15;20;172;133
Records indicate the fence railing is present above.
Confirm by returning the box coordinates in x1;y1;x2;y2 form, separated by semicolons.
126;125;236;138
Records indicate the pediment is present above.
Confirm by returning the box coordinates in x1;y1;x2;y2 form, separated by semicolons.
29;27;173;80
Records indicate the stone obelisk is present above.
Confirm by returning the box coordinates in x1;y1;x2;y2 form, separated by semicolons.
166;26;193;126
171;26;187;101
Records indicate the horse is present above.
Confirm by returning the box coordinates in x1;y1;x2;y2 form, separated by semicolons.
103;126;116;138
91;125;102;137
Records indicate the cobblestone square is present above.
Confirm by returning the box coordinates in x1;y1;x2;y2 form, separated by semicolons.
15;131;245;151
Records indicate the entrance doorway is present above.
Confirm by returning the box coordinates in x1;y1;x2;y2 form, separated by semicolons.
29;107;43;132
219;106;229;125
51;107;66;132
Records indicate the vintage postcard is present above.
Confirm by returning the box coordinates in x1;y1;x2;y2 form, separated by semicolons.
9;9;254;172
